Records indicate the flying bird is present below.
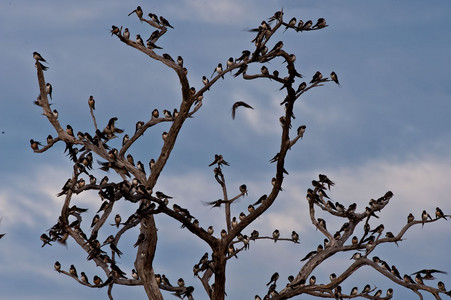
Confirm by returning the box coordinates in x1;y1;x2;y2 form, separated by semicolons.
232;101;253;119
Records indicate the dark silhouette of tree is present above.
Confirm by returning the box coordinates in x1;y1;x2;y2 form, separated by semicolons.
31;7;450;300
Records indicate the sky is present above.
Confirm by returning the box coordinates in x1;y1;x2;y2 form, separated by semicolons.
1;0;451;299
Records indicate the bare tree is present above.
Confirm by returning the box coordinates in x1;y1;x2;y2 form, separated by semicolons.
31;8;450;300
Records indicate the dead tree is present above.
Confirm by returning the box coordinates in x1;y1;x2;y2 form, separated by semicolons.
31;7;450;300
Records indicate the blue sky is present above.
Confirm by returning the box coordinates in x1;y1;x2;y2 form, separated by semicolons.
1;0;451;299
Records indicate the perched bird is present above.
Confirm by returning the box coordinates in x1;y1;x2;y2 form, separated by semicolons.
88;95;95;110
33;51;47;63
69;264;78;277
211;63;224;79
136;34;144;46
329;273;337;281
310;71;322;83
54;261;61;272
414;273;424;285
45;83;52;100
232;101;253;119
128;6;143;20
134;233;145;247
160;16;174;28
81;272;89;284
30;139;42;151
330;71;340;85
421;210;432;227
114;214;121;228
148;13;160;24
300;250;317;261
291;231;300;243
302;20;313;30
312;18;327;29
407;213;415;223
239;184;248;196
110;25;120;36
272;229;280;243
132;269;139;280
123;28;130;39
362;284;371;293
266;272;279;286
350;287;358;295
436;207;447;220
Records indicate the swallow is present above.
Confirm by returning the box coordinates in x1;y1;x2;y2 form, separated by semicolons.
111;263;127;278
302;20;313;30
176;56;183;67
113;214;121;228
131;233;145;248
330;71;340;86
267;272;279;286
70;264;78;277
381;261;391;272
284;17;296;32
362;284;371;293
412;269;447;280
233;64;248;78
231;101;253;119
239;184;248;196
310;71;322;83
162;131;168;140
407;213;414;223
403;274;415;284
307;276;316;285
81;272;89;284
66;125;74;137
236;50;251;62
40;233;52;247
268;10;283;22
147;40;162;49
43;82;53;100
291;231;300;243
160;16;174;28
435;207;447;220
54;261;61;272
272;229;280;243
414;273;424;285
30;139;42;151
300;250;317;261
128;6;143;20
312;18;327;29
391;265;402;279
130;269;139;280
226;57;234;69
438;281;446;291
270;41;283;53
33;51;47;63
209;154;229;167
88;95;95;110
421;210;432;227
93;275;103;285
373;289;382;298
135;121;144;133
329;273;337;281
148;13;160;24
163;109;172;119
350;252;361;260
135;34;144;46
207;226;214;235
211;63;224;79
123;28;130;39
110;25;120;36
317;218;327;230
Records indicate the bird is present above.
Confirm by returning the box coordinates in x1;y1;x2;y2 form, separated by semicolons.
69;264;78;277
123;28;130;39
30;139;42;151
211;63;224;79
54;261;61;272
208;154;229;167
110;25;120;36
136;34;144;46
148;13;160;24
33;51;47;63
88;95;95;110
232;101;253;119
310;71;322;83
233;64;248;77
45;83;52;100
132;269;139;280
436;207;447;220
302;20;313;30
270;41;283;52
412;269;447;280
113;214;121;228
414;273;424;285
40;233;52;247
312;18;327;29
272;229;280;243
128;6;143;20
81;272;89;284
421;210;432;227
266;272;279;286
300;250;317;261
134;233;145;247
291;231;300;243
407;213;415;223
160;16;174;28
330;71;340;85
239;184;248;196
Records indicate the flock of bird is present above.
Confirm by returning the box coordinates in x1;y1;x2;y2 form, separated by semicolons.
31;7;449;300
